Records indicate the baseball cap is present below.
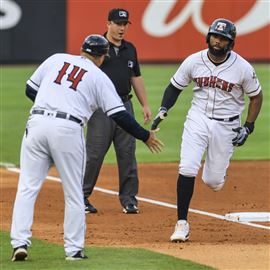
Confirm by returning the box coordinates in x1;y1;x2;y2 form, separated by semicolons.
108;8;131;24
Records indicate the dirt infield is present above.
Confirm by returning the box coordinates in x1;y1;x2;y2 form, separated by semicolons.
1;161;270;269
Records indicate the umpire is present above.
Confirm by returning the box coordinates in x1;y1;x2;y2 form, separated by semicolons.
83;8;152;214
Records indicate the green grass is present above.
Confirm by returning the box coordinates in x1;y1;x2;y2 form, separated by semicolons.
1;66;35;164
0;232;215;270
0;64;269;165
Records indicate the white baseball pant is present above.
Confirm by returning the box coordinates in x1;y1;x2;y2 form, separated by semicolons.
179;107;240;191
11;115;86;257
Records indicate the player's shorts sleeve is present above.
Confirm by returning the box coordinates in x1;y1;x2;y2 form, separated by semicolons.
170;57;192;90
27;78;40;91
27;54;58;91
243;66;261;97
106;105;126;116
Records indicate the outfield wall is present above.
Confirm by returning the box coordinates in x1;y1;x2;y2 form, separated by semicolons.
0;0;66;63
1;0;269;63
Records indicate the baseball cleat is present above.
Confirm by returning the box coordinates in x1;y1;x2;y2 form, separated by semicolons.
84;198;97;214
123;204;139;214
170;220;189;242
66;250;88;261
11;245;28;261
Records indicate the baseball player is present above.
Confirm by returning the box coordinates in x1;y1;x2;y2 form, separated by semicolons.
151;18;263;242
10;34;163;262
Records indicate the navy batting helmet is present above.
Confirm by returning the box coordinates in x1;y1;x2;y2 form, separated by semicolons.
206;18;236;49
82;35;109;56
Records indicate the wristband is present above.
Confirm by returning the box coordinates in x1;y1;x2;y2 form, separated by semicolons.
244;122;254;134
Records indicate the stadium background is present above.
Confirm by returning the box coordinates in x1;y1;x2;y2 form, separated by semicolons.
1;0;269;63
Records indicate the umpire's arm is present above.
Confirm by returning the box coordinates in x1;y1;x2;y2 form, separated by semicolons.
131;76;152;124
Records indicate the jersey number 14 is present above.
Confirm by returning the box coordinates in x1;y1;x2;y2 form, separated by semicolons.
54;62;87;91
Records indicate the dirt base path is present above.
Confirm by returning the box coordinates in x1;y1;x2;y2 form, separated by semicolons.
1;161;270;269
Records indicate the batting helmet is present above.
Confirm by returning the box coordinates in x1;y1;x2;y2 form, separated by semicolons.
81;35;109;56
206;18;236;49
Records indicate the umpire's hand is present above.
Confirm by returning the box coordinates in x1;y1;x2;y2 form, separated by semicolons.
145;130;164;153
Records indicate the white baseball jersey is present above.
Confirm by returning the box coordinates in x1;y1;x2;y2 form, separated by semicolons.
11;53;125;257
170;49;261;191
171;49;261;119
27;53;125;123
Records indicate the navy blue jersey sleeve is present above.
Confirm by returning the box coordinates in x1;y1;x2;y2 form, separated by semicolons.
110;110;149;142
161;83;182;110
25;84;38;102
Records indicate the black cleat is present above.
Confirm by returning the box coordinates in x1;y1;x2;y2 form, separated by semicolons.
66;250;88;261
123;204;139;214
11;245;28;261
84;198;97;214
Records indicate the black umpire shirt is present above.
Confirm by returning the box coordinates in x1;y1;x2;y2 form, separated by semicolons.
101;35;141;97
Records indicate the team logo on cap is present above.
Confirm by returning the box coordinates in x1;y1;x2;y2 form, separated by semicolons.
119;11;127;17
215;22;227;31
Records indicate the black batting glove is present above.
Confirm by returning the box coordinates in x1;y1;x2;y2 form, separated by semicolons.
232;122;254;147
151;107;168;130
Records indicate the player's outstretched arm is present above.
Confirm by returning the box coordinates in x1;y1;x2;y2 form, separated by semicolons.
109;110;164;153
151;83;182;130
145;130;164;153
151;107;168;130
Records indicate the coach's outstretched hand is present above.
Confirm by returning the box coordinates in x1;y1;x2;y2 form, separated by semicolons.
145;129;164;153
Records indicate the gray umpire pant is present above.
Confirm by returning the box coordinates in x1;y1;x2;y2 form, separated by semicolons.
83;100;138;207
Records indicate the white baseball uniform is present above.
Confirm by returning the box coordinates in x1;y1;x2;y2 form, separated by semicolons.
171;49;261;190
11;53;125;256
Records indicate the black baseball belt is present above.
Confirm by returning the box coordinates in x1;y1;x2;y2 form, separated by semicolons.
31;109;83;126
208;115;239;122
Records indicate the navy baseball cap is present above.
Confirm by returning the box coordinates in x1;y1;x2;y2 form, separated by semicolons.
108;8;131;24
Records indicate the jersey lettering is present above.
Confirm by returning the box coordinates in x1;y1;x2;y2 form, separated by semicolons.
194;76;234;92
54;62;87;91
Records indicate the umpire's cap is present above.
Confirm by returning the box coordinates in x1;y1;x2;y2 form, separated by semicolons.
81;35;109;56
108;8;131;24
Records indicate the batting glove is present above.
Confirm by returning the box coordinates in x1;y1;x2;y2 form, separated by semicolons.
151;107;168;130
232;122;254;147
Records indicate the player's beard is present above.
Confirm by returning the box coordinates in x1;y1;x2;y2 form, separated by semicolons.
208;43;228;57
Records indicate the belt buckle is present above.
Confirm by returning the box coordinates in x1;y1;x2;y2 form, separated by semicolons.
46;111;56;117
224;118;230;122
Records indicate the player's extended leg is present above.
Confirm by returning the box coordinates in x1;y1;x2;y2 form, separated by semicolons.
169;174;195;242
50;120;87;259
83;109;114;213
177;175;195;217
202;120;239;191
114;100;139;213
171;108;208;242
11;118;52;261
